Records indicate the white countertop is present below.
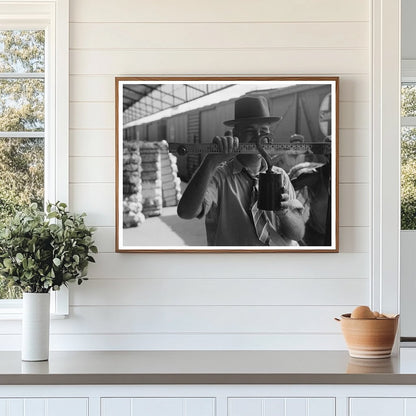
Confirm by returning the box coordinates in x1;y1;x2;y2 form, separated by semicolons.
1;349;416;385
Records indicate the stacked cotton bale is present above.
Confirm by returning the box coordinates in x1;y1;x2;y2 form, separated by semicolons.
139;142;163;217
123;138;145;228
159;141;182;207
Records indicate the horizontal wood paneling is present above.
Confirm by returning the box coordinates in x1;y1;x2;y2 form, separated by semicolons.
0;307;353;335
70;76;115;102
86;252;369;279
92;227;115;253
70;22;368;50
339;183;369;227
70;278;368;306
338;129;369;157
339;77;369;102
69;0;369;23
91;225;369;254
0;333;346;350
69;75;369;103
49;305;353;334
70;103;114;129
69;183;114;226
69;129;115;157
339;227;369;252
339;157;369;183
70;157;114;183
339;102;369;129
69;49;369;76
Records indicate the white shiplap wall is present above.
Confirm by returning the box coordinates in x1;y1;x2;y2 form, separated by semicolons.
47;0;372;350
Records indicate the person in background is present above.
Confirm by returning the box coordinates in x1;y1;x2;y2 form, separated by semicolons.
288;135;332;246
177;95;305;246
272;133;312;173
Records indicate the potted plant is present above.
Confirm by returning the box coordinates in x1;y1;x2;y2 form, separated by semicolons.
0;202;97;361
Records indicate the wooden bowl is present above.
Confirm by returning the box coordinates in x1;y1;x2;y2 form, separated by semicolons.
337;313;399;359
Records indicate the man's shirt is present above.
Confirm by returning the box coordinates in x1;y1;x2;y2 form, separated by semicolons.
198;158;298;246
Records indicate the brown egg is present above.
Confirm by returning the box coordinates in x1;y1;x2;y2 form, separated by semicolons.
351;305;376;319
373;311;380;318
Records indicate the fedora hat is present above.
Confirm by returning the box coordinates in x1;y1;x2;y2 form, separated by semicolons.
223;95;282;127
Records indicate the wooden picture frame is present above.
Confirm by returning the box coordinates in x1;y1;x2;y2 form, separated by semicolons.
116;77;339;253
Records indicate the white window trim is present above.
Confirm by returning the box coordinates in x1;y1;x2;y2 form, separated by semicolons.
402;60;416;80
371;0;401;323
0;0;69;317
401;60;416;126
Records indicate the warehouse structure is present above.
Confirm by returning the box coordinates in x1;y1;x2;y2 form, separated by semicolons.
121;82;333;249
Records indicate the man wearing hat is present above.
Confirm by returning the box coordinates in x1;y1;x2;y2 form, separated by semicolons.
273;133;313;173
177;95;305;246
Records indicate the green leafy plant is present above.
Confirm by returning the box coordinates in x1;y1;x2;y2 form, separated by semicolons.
0;202;97;293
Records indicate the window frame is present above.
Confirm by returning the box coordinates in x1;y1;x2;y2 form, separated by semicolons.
371;0;401;320
402;60;416;124
0;0;69;316
401;60;416;233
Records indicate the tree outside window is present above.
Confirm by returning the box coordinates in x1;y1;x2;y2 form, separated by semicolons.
0;30;45;299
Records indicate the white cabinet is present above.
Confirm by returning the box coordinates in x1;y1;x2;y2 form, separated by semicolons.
3;385;416;416
101;397;215;416
228;398;335;416
0;398;88;416
350;398;416;416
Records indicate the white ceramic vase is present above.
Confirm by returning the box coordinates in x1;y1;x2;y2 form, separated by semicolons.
22;292;50;361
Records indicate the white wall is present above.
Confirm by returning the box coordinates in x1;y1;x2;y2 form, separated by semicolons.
0;0;376;351
55;0;372;351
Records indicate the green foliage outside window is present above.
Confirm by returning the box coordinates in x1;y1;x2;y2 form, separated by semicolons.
401;127;416;230
0;138;44;222
401;83;416;230
0;30;45;298
402;84;416;117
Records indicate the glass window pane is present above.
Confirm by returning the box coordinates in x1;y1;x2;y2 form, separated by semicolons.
0;78;44;131
0;137;44;217
0;30;45;73
401;84;416;117
0;137;43;299
401;127;416;230
0;29;45;300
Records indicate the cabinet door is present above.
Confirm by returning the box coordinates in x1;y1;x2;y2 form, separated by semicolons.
350;398;404;416
101;398;215;416
228;398;335;416
0;398;88;416
350;398;416;416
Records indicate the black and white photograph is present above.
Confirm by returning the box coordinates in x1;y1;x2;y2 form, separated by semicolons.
116;77;338;252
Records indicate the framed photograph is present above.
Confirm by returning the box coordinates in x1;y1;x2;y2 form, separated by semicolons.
116;77;338;252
